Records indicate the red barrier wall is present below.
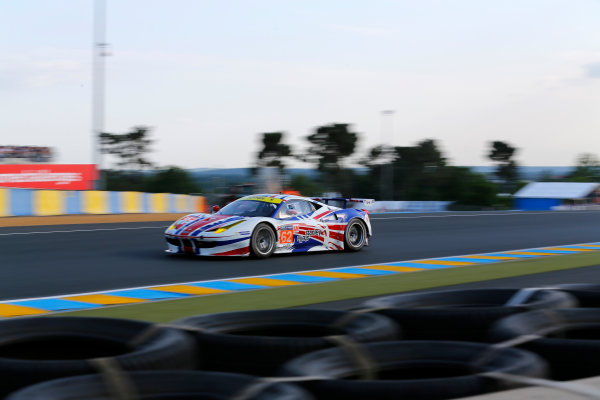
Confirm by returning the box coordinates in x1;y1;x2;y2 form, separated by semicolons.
0;164;97;190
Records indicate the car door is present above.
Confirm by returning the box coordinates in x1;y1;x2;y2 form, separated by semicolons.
276;200;324;251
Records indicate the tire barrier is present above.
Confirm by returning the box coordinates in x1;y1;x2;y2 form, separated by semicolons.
5;285;600;399
6;371;314;400
279;341;548;400
173;308;401;376
490;308;600;381
362;288;577;342
0;316;196;397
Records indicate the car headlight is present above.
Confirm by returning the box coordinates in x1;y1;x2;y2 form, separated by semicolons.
210;221;243;234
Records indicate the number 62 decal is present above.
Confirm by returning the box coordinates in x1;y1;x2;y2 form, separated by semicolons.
280;230;293;244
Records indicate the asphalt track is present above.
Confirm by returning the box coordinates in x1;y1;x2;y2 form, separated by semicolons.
1;210;599;301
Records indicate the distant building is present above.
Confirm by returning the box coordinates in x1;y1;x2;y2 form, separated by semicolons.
513;182;600;210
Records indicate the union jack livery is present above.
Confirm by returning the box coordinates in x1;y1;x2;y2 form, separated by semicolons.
165;194;373;258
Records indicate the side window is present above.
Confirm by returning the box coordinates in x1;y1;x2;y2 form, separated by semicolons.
277;200;315;219
321;212;338;222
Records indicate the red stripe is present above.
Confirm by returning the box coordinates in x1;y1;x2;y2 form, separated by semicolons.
329;231;344;241
213;246;250;256
327;224;346;231
314;211;331;219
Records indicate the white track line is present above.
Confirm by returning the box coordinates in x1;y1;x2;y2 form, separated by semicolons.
0;226;168;236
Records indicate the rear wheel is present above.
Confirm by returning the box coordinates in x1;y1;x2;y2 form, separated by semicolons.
344;219;367;251
250;223;276;258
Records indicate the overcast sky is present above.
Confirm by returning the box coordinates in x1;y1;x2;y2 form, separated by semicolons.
2;0;599;169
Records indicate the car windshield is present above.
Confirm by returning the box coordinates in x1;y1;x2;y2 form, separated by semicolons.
217;200;278;217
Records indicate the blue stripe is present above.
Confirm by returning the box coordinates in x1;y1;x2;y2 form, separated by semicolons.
190;281;266;291
142;193;150;213
266;274;337;283
65;191;82;214
437;257;498;263
483;253;540;258
334;267;396;275
109;191;121;214
385;262;453;269
12;299;97;311
168;194;176;213
105;289;189;300
9;189;33;216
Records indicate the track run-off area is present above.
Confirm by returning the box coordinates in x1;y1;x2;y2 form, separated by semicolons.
0;210;599;303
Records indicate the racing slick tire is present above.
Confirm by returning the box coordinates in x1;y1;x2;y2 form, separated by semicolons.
0;316;196;397
6;371;313;400
173;308;400;376
250;223;276;259
362;288;576;342
490;308;600;380
344;219;367;252
280;341;547;400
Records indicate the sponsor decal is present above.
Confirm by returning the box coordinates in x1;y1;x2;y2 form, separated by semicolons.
0;164;97;190
238;231;251;236
304;229;324;236
279;225;293;231
293;224;300;232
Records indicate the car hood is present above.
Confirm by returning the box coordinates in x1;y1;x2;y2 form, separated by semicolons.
168;214;250;237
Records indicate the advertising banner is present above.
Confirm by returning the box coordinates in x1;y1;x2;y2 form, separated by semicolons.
0;164;97;190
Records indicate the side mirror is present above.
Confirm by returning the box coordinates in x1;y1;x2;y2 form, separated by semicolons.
212;205;220;213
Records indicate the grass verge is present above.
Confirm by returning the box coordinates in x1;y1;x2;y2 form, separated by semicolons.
61;251;600;322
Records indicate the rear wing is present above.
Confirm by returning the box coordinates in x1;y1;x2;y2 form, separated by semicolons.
312;197;375;209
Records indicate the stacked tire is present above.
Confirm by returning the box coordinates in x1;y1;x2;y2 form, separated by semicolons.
3;284;600;399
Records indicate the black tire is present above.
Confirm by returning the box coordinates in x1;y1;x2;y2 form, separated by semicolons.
250;223;276;258
0;317;196;397
490;308;600;380
280;341;547;400
6;370;313;400
555;284;600;307
362;288;576;342
173;309;400;376
344;219;367;252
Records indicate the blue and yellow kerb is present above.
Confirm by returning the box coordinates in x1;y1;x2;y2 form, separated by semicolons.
0;242;598;318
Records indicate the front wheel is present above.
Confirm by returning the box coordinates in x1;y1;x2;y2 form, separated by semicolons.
344;219;367;252
250;223;276;259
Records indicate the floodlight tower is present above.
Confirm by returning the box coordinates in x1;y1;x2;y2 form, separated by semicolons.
380;110;395;201
92;0;108;189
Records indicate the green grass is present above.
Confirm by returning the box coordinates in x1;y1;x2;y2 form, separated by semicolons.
61;251;600;323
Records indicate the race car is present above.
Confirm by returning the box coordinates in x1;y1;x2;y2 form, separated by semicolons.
165;194;373;258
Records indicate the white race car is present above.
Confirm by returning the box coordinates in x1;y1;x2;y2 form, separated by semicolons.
165;194;373;258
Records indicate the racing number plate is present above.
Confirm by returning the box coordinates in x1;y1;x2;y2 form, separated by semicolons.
280;230;293;244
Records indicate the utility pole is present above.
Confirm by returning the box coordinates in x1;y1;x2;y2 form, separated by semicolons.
92;0;108;189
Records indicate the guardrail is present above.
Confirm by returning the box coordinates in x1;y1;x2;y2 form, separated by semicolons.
0;188;207;217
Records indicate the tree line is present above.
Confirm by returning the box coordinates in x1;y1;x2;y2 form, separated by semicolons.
99;125;599;207
255;125;521;208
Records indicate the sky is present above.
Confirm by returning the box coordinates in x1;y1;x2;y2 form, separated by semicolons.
1;0;600;169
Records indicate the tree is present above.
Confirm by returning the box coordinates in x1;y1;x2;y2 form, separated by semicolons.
303;123;358;172
145;167;201;194
100;126;154;170
569;153;600;182
255;132;293;172
289;174;325;196
302;123;358;195
488;141;519;192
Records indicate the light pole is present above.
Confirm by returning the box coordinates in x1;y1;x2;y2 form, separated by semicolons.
380;110;395;201
92;0;108;189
